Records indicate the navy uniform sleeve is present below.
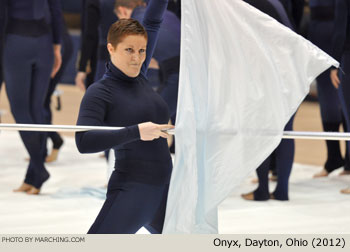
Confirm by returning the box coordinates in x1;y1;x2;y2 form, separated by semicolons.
78;0;100;72
48;0;63;44
332;0;348;62
75;85;140;154
141;0;169;75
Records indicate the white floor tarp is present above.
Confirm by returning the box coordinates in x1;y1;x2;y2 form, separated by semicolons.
0;132;349;234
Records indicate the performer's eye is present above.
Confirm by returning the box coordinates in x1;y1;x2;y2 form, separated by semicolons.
126;48;134;53
139;49;146;54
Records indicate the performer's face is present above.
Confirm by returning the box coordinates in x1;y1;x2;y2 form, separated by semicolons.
108;35;147;78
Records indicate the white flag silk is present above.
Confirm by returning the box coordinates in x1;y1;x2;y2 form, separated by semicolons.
162;0;339;233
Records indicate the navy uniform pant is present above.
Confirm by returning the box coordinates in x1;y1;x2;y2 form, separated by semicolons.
317;69;342;124
309;19;347;172
317;68;348;172
338;52;350;167
339;52;350;129
44;28;73;152
254;115;295;201
4;34;53;188
88;172;169;234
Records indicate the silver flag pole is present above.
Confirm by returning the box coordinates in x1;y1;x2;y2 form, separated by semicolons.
0;123;175;134
0;123;124;132
282;131;350;141
1;124;350;140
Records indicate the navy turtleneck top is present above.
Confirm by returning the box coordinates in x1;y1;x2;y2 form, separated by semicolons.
75;0;172;185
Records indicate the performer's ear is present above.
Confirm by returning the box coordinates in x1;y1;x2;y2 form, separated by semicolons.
107;43;115;55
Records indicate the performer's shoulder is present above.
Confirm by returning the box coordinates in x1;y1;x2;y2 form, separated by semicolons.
86;79;110;92
83;79;112;101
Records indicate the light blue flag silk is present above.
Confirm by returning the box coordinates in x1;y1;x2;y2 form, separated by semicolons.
163;0;339;233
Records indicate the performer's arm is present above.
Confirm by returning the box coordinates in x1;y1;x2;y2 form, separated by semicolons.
48;0;63;77
75;0;99;90
78;0;100;73
75;86;140;154
141;0;169;74
48;0;63;44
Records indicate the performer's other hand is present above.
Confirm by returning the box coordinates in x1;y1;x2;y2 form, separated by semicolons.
149;58;159;69
138;122;174;141
51;45;62;78
75;72;87;91
330;69;340;89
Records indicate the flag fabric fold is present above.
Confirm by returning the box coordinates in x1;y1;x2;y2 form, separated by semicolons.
163;0;339;233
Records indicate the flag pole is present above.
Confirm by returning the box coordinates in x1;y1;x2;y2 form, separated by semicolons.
1;123;350;140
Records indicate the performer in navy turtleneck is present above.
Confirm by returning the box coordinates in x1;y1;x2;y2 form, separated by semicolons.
0;0;62;194
308;0;350;177
330;0;350;194
76;0;173;233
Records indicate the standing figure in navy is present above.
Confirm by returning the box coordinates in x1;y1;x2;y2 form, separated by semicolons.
309;0;350;178
330;0;350;194
44;20;73;163
76;0;173;233
75;0;118;91
0;0;62;194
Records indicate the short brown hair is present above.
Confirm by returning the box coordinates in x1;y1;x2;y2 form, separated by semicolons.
107;19;148;47
114;0;144;9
